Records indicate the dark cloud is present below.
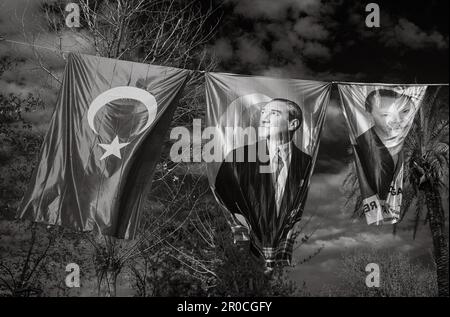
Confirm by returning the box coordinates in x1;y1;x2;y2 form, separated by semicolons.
211;38;234;61
229;0;323;20
258;60;312;79
302;41;331;60
293;16;329;40
210;0;338;76
383;18;448;50
314;98;350;174
235;36;268;65
213;0;448;83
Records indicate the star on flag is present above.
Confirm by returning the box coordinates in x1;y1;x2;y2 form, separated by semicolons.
98;136;129;160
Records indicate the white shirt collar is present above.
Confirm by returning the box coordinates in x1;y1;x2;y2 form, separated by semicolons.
268;140;292;162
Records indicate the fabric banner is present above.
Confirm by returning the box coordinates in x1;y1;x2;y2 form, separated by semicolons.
18;53;190;239
338;84;427;225
206;72;331;266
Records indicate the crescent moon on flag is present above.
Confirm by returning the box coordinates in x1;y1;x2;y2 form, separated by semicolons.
87;86;157;135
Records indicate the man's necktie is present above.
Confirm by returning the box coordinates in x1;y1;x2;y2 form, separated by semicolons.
274;149;286;215
275;149;285;177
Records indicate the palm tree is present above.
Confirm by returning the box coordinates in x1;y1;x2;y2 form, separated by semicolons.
343;86;449;297
400;86;448;297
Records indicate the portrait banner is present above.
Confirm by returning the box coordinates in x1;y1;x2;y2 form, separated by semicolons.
338;84;427;225
18;53;191;239
206;72;331;266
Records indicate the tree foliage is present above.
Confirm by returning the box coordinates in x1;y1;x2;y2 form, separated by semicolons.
322;248;437;297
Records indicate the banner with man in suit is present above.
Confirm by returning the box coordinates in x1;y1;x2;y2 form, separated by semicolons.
18;53;190;239
206;72;331;267
338;84;427;225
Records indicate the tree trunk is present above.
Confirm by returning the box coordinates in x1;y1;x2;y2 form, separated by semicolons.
106;269;118;297
425;186;449;297
97;268;119;297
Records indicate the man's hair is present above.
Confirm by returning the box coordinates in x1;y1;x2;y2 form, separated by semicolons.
270;98;303;129
365;89;409;113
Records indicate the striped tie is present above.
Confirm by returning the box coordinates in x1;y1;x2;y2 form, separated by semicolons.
275;149;284;177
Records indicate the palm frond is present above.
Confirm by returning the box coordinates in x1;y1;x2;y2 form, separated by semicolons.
430;120;449;143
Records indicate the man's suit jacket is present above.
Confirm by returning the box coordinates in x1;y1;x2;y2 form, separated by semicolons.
354;128;396;201
213;140;312;248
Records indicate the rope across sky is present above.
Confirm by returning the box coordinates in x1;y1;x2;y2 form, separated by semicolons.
0;37;448;86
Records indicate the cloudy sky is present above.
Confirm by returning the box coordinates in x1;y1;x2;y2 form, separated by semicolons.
1;0;448;293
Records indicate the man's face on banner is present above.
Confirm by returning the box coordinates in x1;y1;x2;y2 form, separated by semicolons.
259;100;299;143
369;95;415;142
